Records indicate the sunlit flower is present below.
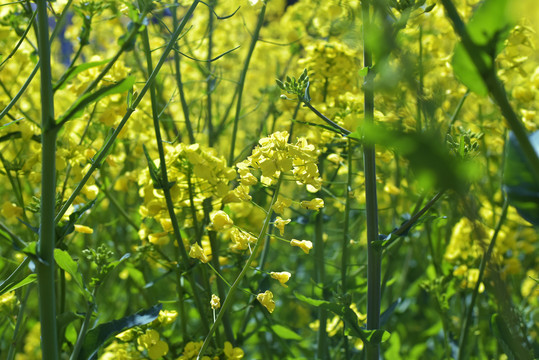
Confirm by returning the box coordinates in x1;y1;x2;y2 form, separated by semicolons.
209;210;234;231
300;198;324;211
290;239;313;254
257;290;276;313
137;329;169;360
274;216;291;236
270;271;291;288
224;341;244;359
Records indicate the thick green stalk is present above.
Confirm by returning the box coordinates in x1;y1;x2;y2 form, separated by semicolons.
197;176;283;359
36;1;59;359
362;2;381;359
54;0;200;223
228;1;266;166
140;25;210;333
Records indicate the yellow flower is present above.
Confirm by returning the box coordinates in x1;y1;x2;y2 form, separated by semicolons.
300;198;324;211
137;329;169;360
209;210;234;231
270;271;291;288
272;196;292;214
224;341;244;359
230;228;257;252
211;294;221;309
157;310;178;326
274;216;291;236
189;243;209;263
290;239;313;254
257;290;276;313
74;224;94;234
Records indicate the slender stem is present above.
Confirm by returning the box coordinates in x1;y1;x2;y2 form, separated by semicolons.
441;0;539;181
140;24;210;333
173;0;195;144
36;1;59;359
456;199;508;360
54;0;201;223
314;165;329;360
70;299;96;360
197;176;283;359
303;102;351;136
7;284;33;360
362;2;381;359
228;1;266;166
206;0;215;147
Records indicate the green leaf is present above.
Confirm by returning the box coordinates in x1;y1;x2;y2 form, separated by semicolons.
0;118;23;129
270;324;302;340
0;274;36;295
54;58;111;90
77;303;162;360
451;0;514;95
54;249;85;293
56;76;136;126
503;131;539;225
294;292;330;307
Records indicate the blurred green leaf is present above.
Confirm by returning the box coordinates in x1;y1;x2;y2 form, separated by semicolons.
77;303;162;360
0;274;36;295
270;324;302;340
54;58;111;90
56;76;135;126
503;131;539;225
452;0;514;95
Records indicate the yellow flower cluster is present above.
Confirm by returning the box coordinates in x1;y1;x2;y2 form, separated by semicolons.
235;131;322;191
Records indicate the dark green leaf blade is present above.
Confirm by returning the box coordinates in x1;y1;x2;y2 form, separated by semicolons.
503;131;539;225
77;303;163;360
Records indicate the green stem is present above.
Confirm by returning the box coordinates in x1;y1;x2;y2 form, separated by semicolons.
441;0;539;181
206;0;215;147
314;156;329;360
0;9;36;68
36;1;59;359
173;0;196;144
362;2;381;359
54;0;200;223
7;284;33;360
456;199;508;360
228;1;266;166
140;23;210;333
197;176;283;359
70;298;96;360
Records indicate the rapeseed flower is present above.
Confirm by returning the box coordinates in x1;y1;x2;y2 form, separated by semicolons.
257;290;276;313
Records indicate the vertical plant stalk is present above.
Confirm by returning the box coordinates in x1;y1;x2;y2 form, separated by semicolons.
362;2;381;359
314;157;329;360
456;199;508;360
206;0;215;147
173;0;196;144
140;25;210;333
228;1;266;166
197;176;283;359
36;1;59;359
